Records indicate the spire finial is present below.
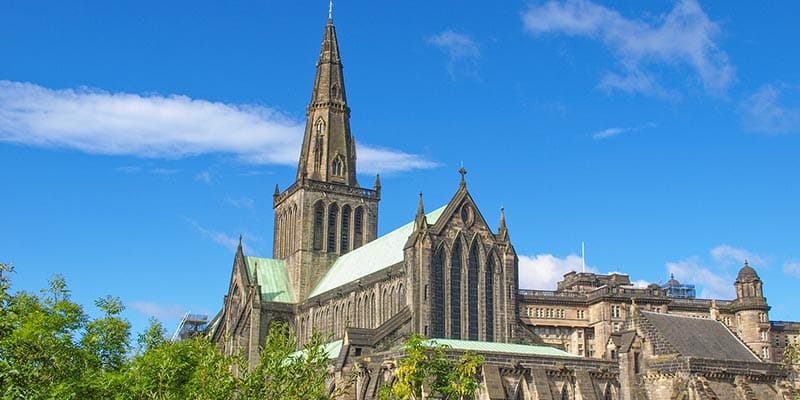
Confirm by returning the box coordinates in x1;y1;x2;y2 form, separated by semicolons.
458;165;467;187
238;234;243;250
328;0;333;20
744;259;749;267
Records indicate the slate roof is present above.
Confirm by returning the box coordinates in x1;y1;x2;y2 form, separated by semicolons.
307;206;447;298
243;256;295;303
640;311;759;362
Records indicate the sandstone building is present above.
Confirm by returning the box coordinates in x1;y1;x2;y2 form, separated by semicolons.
207;13;798;399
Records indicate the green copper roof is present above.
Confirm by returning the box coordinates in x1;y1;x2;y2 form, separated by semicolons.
308;206;447;298
426;339;577;358
244;256;295;303
289;339;344;361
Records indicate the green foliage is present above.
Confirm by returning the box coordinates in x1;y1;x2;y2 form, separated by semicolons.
0;264;130;399
782;333;800;400
0;265;344;400
379;334;484;400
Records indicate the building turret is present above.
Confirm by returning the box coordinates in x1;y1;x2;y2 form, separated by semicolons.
732;261;771;360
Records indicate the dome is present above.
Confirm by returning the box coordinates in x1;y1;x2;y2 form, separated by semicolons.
736;261;759;281
664;273;680;288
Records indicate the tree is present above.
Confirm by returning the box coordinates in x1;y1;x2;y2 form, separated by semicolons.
782;335;800;400
379;334;484;400
0;263;130;399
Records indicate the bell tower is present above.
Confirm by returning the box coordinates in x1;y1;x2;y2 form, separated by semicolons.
273;12;380;301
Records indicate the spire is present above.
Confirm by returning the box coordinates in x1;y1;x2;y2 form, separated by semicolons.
273;183;280;197
497;207;509;242
295;13;357;185
415;192;427;231
374;174;381;190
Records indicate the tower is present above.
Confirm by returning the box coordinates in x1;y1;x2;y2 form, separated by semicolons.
732;261;771;359
273;14;380;301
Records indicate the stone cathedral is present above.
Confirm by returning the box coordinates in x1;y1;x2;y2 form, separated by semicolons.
208;13;798;400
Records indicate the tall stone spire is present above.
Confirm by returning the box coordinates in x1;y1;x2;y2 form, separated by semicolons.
296;13;357;186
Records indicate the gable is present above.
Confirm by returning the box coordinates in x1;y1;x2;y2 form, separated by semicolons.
307;206;447;299
243;256;295;303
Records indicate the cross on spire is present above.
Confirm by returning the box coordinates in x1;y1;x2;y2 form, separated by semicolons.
459;166;468;187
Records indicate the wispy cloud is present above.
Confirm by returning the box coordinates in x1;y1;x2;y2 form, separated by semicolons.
665;245;768;299
783;261;800;278
666;256;734;299
710;244;767;267
129;301;186;321
186;218;249;253
195;171;211;184
523;0;734;96
592;122;655;139
428;30;480;79
518;253;596;290
224;196;255;210
0;80;437;174
741;84;800;134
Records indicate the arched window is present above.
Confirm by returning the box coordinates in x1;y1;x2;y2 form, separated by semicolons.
331;84;339;99
451;241;462;339
353;207;364;248
486;256;495;341
315;118;324;135
468;243;479;340
432;247;445;338
313;202;325;250
331;156;344;177
561;385;570;400
340;205;351;253
327;204;339;252
603;385;613;400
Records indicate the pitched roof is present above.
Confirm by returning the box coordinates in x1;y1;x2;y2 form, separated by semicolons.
426;339;577;358
308;206;447;298
244;256;295;303
639;311;759;362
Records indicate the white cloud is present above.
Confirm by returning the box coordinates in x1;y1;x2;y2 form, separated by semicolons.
428;30;480;79
523;0;734;96
0;80;436;174
186;218;250;253
195;171;211;184
592;122;656;140
741;84;800;134
783;261;800;278
710;244;767;267
129;301;186;321
666;256;734;299
592;127;625;139
224;196;255;210
518;253;595;290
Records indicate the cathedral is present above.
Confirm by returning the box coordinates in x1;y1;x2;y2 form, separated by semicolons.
208;13;798;400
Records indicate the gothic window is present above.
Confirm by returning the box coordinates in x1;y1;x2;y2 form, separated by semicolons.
604;386;613;400
561;385;570;400
327;203;339;252
431;247;445;338
313;201;325;250
340;205;351;253
353;207;364;248
315;118;325;136
331;84;339;99
486;256;495;341
451;241;462;339
331;155;344;177
468;243;479;340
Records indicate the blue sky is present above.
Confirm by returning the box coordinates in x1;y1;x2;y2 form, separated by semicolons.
2;0;800;336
